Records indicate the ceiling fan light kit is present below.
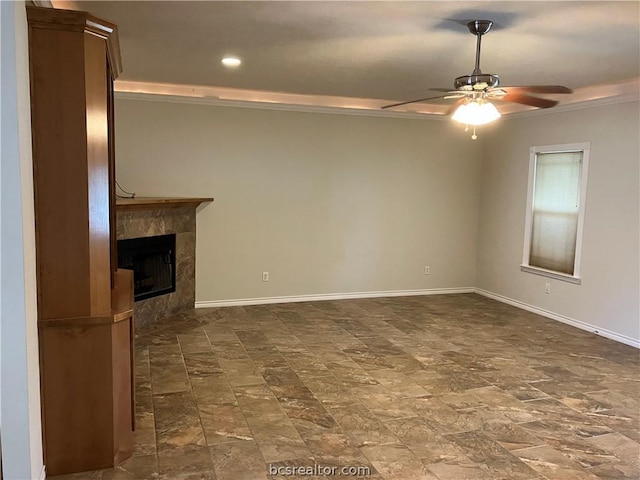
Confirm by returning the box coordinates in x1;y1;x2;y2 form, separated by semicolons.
452;99;501;126
382;19;573;139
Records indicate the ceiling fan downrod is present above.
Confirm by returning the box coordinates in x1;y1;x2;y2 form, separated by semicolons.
468;20;493;75
454;20;499;90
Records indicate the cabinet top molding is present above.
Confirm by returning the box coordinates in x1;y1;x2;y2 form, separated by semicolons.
27;6;122;78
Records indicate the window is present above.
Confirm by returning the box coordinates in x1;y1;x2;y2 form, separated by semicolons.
522;143;590;283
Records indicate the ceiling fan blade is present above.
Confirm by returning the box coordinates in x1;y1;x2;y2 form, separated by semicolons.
502;92;558;108
496;85;573;94
446;98;467;115
382;95;447;109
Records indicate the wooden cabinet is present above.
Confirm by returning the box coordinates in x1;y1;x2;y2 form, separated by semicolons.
27;7;134;476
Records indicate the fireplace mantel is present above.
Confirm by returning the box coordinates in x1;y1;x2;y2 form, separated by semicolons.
116;196;213;211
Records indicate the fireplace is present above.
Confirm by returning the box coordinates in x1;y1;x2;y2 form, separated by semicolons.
116;198;212;327
117;234;176;301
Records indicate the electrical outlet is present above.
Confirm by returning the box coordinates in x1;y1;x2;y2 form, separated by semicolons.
262;271;269;282
424;266;430;275
544;282;551;294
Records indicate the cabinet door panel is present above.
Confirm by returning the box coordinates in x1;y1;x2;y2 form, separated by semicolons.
84;34;111;316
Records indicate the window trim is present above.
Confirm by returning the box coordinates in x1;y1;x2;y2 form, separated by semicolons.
521;142;590;284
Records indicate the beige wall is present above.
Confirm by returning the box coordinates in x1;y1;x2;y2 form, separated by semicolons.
115;99;481;302
477;101;640;344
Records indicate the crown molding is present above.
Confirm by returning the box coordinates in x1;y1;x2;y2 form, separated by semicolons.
114;80;451;119
27;6;122;78
28;0;54;7
114;78;640;119
113;91;450;121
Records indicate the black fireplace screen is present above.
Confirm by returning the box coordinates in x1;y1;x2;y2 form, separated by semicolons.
117;234;176;301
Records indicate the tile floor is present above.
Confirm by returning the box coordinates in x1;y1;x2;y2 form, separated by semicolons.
51;294;639;480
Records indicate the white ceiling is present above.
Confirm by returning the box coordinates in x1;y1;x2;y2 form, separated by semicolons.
55;1;639;111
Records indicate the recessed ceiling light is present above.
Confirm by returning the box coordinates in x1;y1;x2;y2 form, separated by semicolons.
221;56;241;68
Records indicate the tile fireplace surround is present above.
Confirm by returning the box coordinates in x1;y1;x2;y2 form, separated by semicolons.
116;197;212;327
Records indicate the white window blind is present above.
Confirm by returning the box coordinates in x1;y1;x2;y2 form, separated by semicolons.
529;151;583;275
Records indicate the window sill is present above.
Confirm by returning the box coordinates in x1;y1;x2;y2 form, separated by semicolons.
520;265;581;284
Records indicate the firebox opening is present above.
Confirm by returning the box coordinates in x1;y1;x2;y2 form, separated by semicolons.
117;234;176;301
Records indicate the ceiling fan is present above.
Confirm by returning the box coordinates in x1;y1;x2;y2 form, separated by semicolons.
383;20;573;135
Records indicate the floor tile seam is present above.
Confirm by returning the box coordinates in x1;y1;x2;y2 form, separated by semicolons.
224;366;318;469
435;423;496;436
549;441;622;468
370;409;419;424
136;346;154;395
152;335;205;456
201;324;244;351
212;328;266;385
152;402;208;452
181;337;243;450
197;394;259;447
136;321;189;340
519;430;619;462
134;347;160;472
317;400;386;447
519;398;619;431
327;402;403;449
288;407;366;464
273;335;344;398
326;358;383;383
237;384;313;437
514;418;579;438
591;444;640;471
136;316;209;337
423;460;491;480
313;314;377;355
241;420;315;467
207;414;271;476
577;427;622;440
569;438;634;469
469;384;552;416
515;382;553;400
502;443;559;456
232;327;283;353
356;441;428;480
440;430;535;463
232;384;290;432
582;387;616;398
262;347;362;445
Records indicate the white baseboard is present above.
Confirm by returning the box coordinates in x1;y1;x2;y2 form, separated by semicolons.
475;288;640;349
40;465;46;480
195;287;474;308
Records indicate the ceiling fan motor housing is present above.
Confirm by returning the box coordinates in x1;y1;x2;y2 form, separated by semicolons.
455;73;500;91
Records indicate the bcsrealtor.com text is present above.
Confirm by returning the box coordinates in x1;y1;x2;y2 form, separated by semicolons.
268;464;372;477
